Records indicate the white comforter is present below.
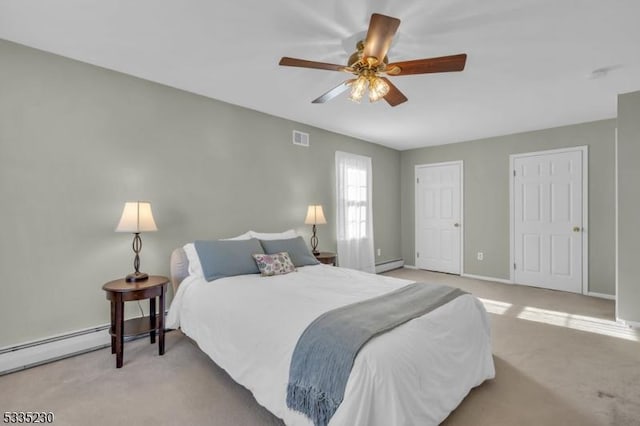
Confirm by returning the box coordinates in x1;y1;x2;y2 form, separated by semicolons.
167;265;495;426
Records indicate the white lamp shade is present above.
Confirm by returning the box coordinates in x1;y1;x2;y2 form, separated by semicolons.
115;201;158;233
304;205;327;225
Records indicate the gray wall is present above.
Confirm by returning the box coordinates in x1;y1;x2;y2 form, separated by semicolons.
617;90;640;322
0;40;401;347
401;120;617;294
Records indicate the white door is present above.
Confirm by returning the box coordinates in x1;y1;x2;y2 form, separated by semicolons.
415;162;462;274
513;150;583;293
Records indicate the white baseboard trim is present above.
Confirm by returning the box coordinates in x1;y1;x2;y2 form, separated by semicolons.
375;259;404;273
461;273;514;285
586;291;615;300
617;319;640;329
403;264;418;270
0;325;111;375
0;312;170;375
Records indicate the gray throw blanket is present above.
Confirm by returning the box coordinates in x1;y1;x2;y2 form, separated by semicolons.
286;282;467;426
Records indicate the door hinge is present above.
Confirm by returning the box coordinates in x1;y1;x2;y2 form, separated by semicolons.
513;263;516;270
513;170;516;177
417;252;420;258
417;177;420;184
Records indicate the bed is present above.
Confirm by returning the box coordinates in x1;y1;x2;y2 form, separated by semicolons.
166;237;495;426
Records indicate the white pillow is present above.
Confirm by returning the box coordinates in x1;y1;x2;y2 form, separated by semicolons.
222;231;253;241
183;243;204;277
184;232;253;277
250;229;297;240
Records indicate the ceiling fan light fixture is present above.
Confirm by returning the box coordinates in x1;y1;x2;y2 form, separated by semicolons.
278;13;467;107
368;76;389;102
349;76;368;103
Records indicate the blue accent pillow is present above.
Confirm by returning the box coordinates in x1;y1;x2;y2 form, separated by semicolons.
260;237;320;267
194;238;264;282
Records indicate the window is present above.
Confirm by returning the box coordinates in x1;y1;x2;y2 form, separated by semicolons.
345;167;368;239
335;151;375;272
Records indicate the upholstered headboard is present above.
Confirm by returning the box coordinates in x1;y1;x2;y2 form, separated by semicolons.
170;247;189;294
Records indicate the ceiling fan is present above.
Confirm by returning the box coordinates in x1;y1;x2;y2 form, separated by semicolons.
279;13;467;107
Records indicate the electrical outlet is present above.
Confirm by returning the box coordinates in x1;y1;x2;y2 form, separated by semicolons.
477;252;484;261
377;248;381;257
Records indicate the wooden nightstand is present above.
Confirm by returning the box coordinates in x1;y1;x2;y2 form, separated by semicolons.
102;275;169;368
315;252;337;266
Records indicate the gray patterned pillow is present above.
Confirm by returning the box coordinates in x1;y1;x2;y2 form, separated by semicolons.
252;252;297;277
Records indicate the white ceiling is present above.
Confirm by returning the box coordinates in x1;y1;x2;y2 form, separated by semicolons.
1;0;639;150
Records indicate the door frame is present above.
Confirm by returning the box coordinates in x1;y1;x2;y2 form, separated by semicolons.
414;160;464;274
509;146;589;294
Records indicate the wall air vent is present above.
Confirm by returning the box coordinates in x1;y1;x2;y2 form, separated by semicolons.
292;130;310;147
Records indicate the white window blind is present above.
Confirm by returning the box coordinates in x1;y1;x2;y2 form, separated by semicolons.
335;151;375;273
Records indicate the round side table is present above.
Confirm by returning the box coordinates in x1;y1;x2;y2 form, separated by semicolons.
102;275;169;368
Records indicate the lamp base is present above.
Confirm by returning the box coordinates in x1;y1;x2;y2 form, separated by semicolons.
125;272;149;282
310;224;320;256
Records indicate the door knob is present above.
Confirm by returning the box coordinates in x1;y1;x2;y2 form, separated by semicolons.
454;223;460;227
573;226;581;232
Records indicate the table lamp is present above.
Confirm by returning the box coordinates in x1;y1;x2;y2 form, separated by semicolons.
116;201;158;282
304;205;327;255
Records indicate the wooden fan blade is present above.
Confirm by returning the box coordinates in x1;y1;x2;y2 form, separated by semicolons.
279;57;347;72
387;54;467;76
363;13;401;65
380;77;408;107
312;79;356;104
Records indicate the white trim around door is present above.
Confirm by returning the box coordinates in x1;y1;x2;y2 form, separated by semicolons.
614;128;619;319
415;160;464;275
509;146;589;294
